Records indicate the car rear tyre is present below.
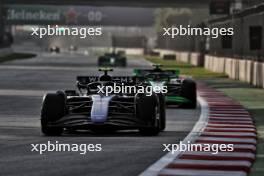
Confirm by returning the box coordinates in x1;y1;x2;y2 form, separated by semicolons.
136;94;160;136
120;58;127;67
98;57;103;66
41;91;66;136
180;79;197;109
158;93;166;131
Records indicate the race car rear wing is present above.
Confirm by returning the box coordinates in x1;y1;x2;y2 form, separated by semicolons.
76;76;144;85
133;69;180;77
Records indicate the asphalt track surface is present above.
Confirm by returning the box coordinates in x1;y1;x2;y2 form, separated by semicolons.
0;51;200;176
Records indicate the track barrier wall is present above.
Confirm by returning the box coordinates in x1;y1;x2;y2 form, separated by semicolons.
204;55;264;88
152;49;263;88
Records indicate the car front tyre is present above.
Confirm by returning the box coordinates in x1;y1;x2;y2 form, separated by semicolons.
136;94;160;136
41;91;66;136
158;93;166;131
181;79;197;109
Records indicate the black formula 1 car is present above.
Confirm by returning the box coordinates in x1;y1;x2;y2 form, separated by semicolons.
134;64;197;109
49;46;60;53
98;52;127;67
41;68;165;136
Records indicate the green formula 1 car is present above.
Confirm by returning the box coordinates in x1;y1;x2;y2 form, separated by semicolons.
98;52;127;67
134;64;197;109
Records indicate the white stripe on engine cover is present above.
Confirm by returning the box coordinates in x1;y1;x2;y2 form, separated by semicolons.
91;95;114;123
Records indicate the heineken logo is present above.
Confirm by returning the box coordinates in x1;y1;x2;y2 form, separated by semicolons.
6;9;61;21
4;5;154;26
5;6;101;24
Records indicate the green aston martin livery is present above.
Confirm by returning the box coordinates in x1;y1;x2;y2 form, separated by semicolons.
134;64;196;109
98;52;127;67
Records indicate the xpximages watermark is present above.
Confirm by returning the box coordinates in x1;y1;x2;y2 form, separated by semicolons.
97;83;168;96
31;25;102;39
163;141;234;154
163;25;234;39
31;141;102;154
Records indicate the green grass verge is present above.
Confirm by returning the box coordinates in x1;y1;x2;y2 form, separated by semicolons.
0;53;36;63
145;56;264;175
145;56;227;79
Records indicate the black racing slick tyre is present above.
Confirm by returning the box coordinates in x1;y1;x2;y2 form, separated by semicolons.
181;79;197;109
120;58;127;67
158;93;166;131
136;94;160;136
98;57;103;66
41;91;66;136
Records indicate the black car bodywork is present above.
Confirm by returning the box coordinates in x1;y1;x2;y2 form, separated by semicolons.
49;46;60;53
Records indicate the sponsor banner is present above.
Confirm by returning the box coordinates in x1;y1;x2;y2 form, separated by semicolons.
4;5;155;26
